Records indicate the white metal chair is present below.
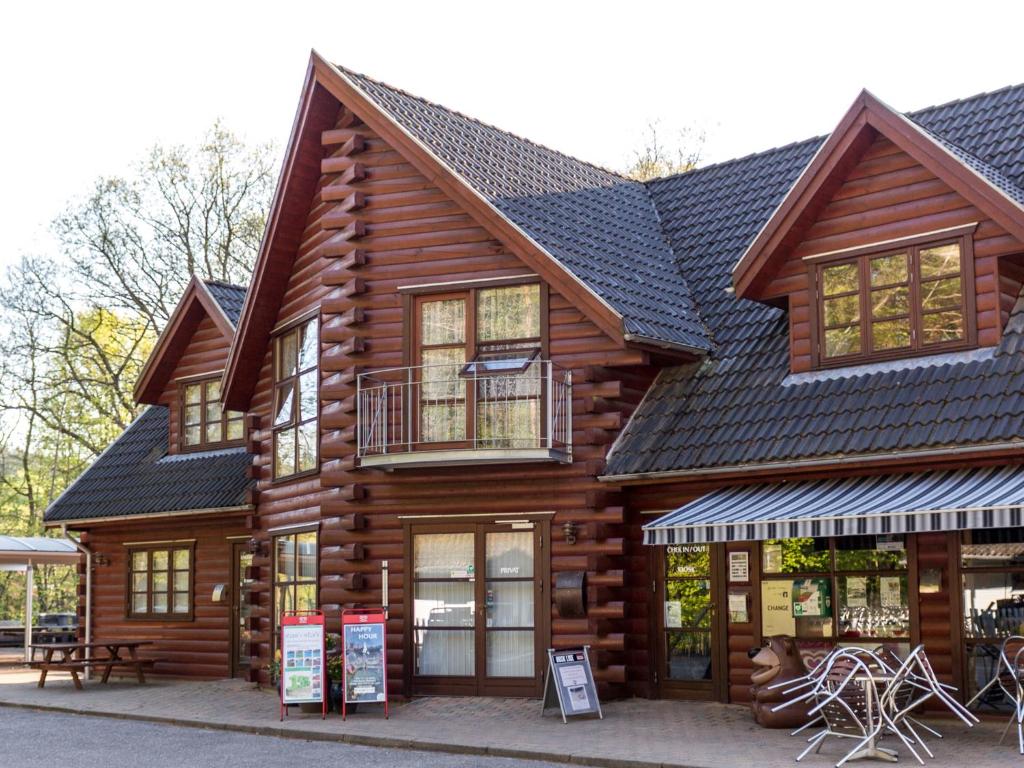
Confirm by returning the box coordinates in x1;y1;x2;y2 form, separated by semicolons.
968;635;1024;754
791;651;888;767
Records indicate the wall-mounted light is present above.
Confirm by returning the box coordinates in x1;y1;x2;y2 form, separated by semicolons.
93;553;110;567
562;521;578;546
247;538;265;556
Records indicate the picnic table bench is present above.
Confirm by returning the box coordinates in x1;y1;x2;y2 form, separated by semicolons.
29;640;160;690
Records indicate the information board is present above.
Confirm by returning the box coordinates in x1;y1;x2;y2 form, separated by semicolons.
279;610;326;721
541;647;603;723
341;608;389;719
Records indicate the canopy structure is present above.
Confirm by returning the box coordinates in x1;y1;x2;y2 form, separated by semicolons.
0;536;82;662
643;465;1024;545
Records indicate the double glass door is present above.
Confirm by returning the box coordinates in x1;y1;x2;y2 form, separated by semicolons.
410;521;546;696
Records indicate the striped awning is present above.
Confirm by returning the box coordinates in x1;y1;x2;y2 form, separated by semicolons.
643;465;1024;545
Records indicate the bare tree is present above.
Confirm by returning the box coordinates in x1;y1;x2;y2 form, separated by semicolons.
625;121;706;182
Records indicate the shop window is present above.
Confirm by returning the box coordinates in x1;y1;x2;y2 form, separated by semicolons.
961;528;1024;709
181;377;245;450
273;530;318;637
273;316;319;479
127;544;193;620
760;536;910;647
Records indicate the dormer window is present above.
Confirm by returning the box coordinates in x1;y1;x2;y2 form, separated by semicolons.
813;233;975;367
181;377;245;450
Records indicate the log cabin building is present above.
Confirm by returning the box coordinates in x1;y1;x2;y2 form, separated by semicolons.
44;52;1024;710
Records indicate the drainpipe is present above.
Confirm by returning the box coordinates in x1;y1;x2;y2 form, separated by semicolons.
61;525;92;679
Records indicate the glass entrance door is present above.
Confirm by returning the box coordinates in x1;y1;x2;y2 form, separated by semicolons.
657;544;721;700
231;542;254;678
410;521;545;696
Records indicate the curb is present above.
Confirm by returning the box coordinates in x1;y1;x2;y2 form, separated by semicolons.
0;699;701;768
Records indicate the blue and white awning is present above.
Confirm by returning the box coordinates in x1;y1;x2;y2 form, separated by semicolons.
642;465;1024;545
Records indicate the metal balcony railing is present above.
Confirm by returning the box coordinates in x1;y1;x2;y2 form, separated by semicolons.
356;360;571;464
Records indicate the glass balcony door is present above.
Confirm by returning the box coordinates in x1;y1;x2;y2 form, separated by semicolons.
410;520;546;696
411;284;544;452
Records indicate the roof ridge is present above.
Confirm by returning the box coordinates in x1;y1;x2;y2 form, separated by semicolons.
907;81;1024;119
646;136;826;186
202;278;248;291
336;65;631;183
647;83;1024;187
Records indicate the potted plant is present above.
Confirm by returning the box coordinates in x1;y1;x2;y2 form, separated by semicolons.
327;655;344;713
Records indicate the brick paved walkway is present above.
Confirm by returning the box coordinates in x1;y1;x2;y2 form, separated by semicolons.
0;668;1014;768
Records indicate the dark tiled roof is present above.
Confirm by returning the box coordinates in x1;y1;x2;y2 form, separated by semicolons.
45;406;253;523
341;68;711;352
605;84;1024;477
204;280;247;326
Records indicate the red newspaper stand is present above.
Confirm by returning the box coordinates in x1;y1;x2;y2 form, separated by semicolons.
279;610;327;721
341;608;389;720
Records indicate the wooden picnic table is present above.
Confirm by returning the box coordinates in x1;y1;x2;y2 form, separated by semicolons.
29;640;157;690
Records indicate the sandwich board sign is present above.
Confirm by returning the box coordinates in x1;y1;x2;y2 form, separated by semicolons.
279;610;326;721
541;646;603;723
341;608;389;719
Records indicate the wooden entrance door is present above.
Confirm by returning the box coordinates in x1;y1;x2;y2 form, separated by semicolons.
406;519;549;697
230;542;255;678
654;543;726;700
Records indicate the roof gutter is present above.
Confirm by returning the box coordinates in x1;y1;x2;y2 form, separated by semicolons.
45;505;253;529
600;441;1024;484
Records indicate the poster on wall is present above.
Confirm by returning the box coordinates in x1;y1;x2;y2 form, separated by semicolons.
664;601;683;628
846;576;868;608
793;578;831;618
279;610;326;721
761;580;796;637
728;589;749;623
341;608;389;719
728;552;749;582
879;576;902;608
763;543;783;574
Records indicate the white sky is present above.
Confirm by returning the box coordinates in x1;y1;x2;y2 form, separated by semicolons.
2;0;1023;268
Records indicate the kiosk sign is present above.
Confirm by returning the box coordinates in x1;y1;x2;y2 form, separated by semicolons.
341;608;389;719
541;646;603;723
279;610;326;721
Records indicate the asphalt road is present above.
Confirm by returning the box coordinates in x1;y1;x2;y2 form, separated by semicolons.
0;707;576;768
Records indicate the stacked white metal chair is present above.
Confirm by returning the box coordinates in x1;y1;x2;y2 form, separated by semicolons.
770;644;977;767
967;634;1024;755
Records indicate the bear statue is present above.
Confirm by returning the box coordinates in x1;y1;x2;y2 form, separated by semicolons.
748;635;814;728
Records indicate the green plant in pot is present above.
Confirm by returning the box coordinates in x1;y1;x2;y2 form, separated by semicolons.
327;655;344;713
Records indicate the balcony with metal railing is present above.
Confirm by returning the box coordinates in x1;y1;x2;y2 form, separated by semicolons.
356;360;572;468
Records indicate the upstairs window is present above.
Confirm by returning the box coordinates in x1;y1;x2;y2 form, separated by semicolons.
181;377;245;450
273;316;319;479
814;234;974;366
414;283;543;446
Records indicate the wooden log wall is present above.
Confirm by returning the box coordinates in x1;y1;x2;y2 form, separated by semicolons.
158;313;233;454
759;134;1024;373
243;101;661;698
916;531;958;696
79;516;249;678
